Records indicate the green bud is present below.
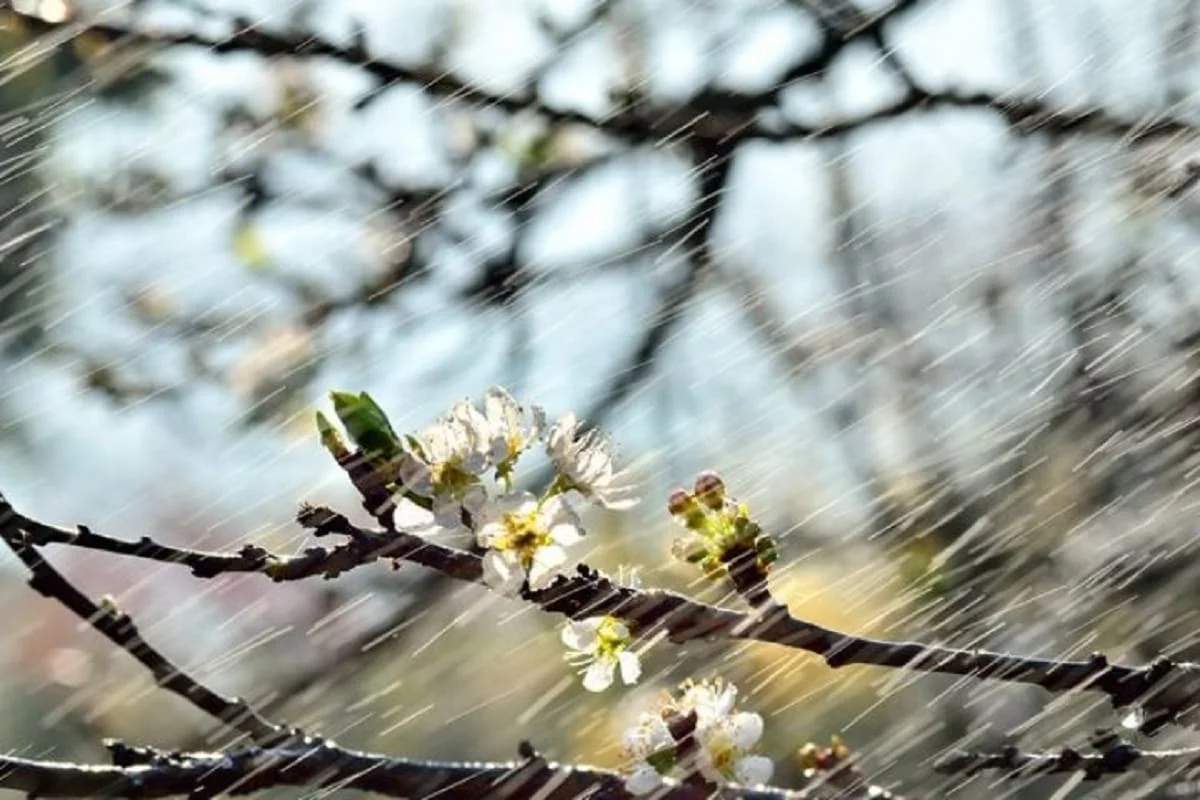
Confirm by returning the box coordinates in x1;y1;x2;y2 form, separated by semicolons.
315;411;350;459
754;534;779;568
330;391;400;460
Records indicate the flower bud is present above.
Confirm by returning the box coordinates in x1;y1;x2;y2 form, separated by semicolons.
693;471;726;509
666;488;693;516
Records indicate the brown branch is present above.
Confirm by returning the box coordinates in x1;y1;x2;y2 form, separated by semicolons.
934;731;1200;781
0;523;288;746
0;742;897;799
7;494;1200;735
3;500;895;799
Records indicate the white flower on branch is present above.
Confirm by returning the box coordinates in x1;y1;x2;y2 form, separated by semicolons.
621;713;676;796
546;412;639;510
619;678;773;793
475;492;584;595
561;615;641;692
398;400;493;526
483;387;545;484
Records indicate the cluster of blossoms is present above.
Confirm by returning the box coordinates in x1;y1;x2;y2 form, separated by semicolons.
620;678;774;795
668;471;778;579
318;387;637;598
319;389;786;794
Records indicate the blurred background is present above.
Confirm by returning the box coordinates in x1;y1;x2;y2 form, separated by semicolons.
0;0;1197;796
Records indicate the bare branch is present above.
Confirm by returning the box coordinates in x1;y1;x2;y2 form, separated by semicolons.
9;5;1196;146
0;742;900;799
935;731;1200;781
7;494;1200;734
0;520;288;745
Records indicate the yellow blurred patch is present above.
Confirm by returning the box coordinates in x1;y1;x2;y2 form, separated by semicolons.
232;221;271;271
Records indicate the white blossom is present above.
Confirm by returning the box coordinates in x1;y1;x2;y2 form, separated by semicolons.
619;679;773;792
692;710;772;787
483;386;545;477
547;412;639;510
476;492;584;595
620;713;675;796
561;615;641;692
398;400;493;526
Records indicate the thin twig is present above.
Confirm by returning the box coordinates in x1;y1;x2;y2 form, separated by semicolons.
0;526;288;745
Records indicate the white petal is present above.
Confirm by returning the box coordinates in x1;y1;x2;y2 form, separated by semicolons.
624;716;674;755
733;755;774;787
618;650;642;685
729;713;763;749
624;764;662;796
529;405;547;440
541;494;580;525
433;497;463;528
528;546;566;589
548;413;579;457
481;550;523;596
713;684;738;718
397;456;433;496
476;521;504;548
508;492;541;515
461;485;488;516
582;658;616;692
560;619;601;651
550;522;585;547
484;386;516;422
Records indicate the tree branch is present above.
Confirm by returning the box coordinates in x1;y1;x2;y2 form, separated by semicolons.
935;731;1200;781
7;494;1200;735
0;742;900;799
0;519;288;745
9;5;1194;146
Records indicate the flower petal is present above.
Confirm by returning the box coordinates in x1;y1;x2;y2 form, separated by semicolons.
733;755;774;787
481;550;523;596
624;763;662;796
729;712;763;749
618;650;642;685
528;545;566;589
476;520;504;548
549;521;585;547
560;618;601;651
582;658;616;692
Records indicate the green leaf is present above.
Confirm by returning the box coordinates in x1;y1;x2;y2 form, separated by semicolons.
330;390;401;460
645;747;676;774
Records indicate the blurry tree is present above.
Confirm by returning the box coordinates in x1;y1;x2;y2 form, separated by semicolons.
0;0;1199;797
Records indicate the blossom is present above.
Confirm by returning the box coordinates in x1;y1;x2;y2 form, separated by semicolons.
692;709;772;787
561;616;641;692
475;492;584;595
621;713;676;795
619;679;773;793
397;400;493;526
483;387;545;481
679;679;738;728
546;413;638;510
